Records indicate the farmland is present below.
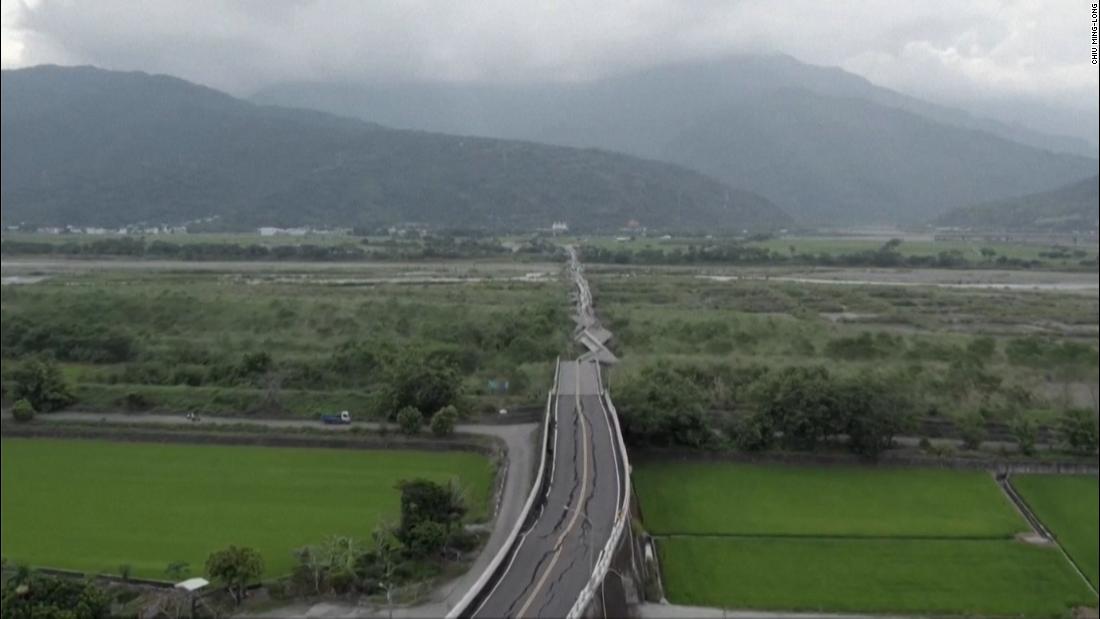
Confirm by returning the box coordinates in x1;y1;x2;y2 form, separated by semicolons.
636;461;1098;615
0;438;495;578
1013;474;1100;588
634;463;1024;538
659;536;1093;615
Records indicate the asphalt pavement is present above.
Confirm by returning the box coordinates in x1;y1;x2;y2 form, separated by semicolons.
471;359;620;618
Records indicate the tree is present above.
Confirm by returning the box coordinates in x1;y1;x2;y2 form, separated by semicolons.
750;366;846;451
11;399;35;422
205;545;264;606
1;569;110;619
957;412;986;450
396;478;466;556
11;358;74;412
396;406;424;435
616;363;711;447
841;374;913;459
378;351;462;418
1057;408;1099;454
1009;415;1038;456
430;405;459;437
404;520;448;558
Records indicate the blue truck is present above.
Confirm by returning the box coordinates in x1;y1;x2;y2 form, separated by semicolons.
321;410;352;425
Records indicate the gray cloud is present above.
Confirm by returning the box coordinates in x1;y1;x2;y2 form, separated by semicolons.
3;0;1097;133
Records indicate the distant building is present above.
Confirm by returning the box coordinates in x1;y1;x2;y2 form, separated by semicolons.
258;226;310;237
551;221;569;234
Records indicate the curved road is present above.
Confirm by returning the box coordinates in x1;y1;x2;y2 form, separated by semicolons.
470;359;620;618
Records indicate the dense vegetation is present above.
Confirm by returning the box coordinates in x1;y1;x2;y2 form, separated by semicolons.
1;266;569;417
937;175;1099;233
581;237;1098;270
0;232;563;262
601;270;1099;455
1;568;111;619
2;65;788;233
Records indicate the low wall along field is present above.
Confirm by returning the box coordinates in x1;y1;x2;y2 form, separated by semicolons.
0;438;495;579
635;461;1098;616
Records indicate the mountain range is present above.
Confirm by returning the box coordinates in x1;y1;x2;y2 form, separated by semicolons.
936;176;1098;233
254;54;1098;225
1;65;788;232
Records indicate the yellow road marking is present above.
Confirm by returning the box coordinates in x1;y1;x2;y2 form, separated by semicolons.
515;362;590;617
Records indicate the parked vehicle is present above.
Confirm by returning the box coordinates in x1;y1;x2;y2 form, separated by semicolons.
321;410;352;425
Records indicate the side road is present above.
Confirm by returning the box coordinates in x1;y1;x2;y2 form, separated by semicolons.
1;410;539;618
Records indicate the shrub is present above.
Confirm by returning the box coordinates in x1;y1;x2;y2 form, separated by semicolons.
1057;408;1098;454
430;405;459;437
11;358;75;412
957;412;986;450
1009;415;1038;456
0;569;110;619
11;399;35;422
616;363;711;447
396;406;424;435
205;545;264;606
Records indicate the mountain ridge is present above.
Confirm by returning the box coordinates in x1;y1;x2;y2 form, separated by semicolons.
252;54;1098;224
935;175;1099;233
1;64;790;232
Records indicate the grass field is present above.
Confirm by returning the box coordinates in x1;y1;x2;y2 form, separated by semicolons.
638;461;1098;615
0;438;494;578
1013;474;1100;588
659;536;1096;615
634;462;1025;538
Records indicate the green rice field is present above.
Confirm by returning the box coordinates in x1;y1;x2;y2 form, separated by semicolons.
637;461;1098;615
635;462;1024;538
0;438;494;578
1013;474;1100;588
659;536;1095;615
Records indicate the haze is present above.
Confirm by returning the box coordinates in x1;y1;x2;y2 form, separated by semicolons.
3;0;1097;144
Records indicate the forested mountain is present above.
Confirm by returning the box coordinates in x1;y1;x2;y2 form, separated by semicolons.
1;65;788;232
936;176;1099;232
254;54;1098;225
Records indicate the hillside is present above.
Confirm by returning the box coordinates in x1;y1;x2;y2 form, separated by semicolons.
254;54;1098;225
935;176;1099;232
0;65;789;232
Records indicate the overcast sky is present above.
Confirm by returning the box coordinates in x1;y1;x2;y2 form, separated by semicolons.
3;1;1098;131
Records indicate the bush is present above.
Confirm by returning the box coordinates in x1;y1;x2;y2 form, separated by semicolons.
1009;415;1038;456
430;405;459;437
1057;408;1099;454
396;406;424;435
616;363;711;447
957;412;986;450
11;399;35;422
11;358;75;412
0;569;111;619
205;545;264;606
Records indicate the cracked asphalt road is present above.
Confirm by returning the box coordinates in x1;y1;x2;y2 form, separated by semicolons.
471;359;621;619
